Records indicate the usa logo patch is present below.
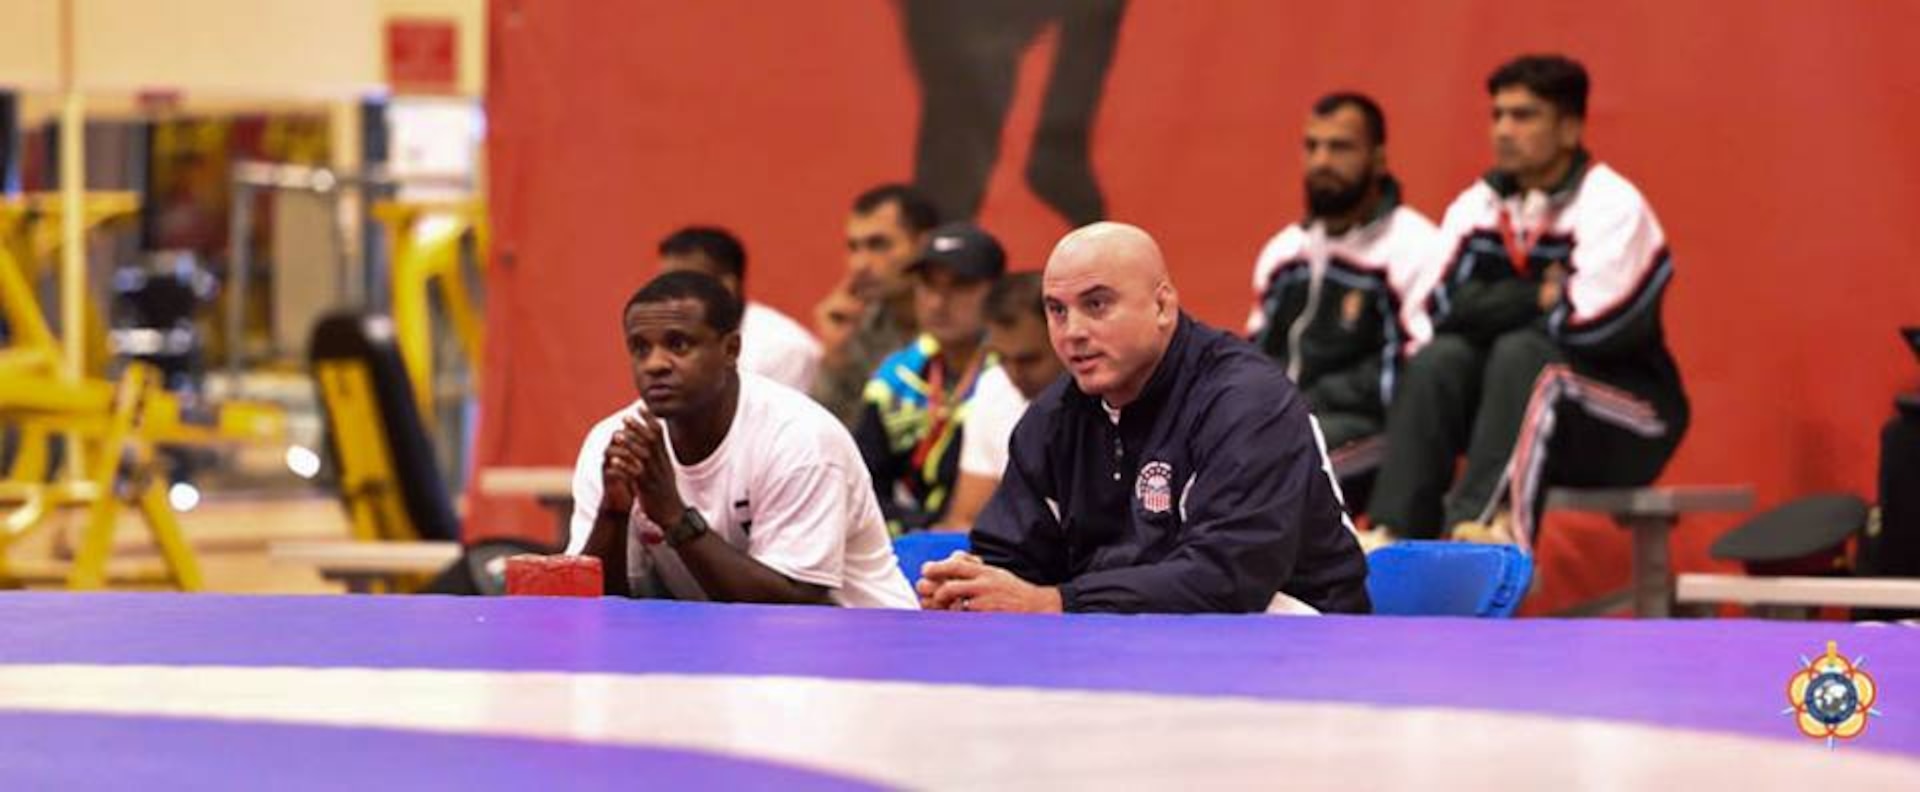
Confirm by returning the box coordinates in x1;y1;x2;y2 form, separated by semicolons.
1136;461;1174;514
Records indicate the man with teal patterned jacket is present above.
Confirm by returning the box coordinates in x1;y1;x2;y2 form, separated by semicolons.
854;223;1006;533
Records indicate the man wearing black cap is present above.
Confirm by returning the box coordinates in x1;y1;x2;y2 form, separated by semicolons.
853;222;1006;533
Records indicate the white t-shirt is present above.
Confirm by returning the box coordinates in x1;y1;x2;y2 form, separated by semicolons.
958;366;1027;479
567;372;916;609
739;301;822;394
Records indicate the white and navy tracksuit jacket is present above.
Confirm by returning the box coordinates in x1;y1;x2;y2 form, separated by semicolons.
1411;151;1689;426
1247;177;1439;420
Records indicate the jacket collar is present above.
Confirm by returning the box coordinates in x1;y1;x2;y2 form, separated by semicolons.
1483;147;1592;202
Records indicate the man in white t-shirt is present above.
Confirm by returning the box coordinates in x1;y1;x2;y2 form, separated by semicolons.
939;272;1064;529
571;270;916;608
658;226;822;393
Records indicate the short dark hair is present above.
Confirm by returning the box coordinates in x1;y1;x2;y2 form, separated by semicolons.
1311;92;1386;147
1487;54;1589;119
985;272;1044;328
621;270;742;335
658;226;746;283
851;183;942;234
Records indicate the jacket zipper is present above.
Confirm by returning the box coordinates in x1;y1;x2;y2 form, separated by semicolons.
1285;222;1330;382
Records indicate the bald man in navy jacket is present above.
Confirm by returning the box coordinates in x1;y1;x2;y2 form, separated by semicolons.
918;223;1370;614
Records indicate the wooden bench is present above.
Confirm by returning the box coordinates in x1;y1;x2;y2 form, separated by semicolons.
475;466;574;540
1677;573;1920;618
269;540;461;593
1545;485;1755;618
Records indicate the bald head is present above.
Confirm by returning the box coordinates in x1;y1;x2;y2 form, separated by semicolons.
1047;222;1171;289
1041;222;1181;408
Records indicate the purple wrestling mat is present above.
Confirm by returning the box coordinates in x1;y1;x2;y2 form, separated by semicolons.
0;593;1913;787
0;711;878;791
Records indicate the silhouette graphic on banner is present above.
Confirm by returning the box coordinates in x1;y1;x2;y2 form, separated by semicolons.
900;0;1126;227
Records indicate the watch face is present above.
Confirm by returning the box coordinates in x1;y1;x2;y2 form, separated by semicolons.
668;508;709;546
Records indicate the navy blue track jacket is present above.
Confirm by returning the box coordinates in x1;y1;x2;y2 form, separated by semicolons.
971;314;1371;614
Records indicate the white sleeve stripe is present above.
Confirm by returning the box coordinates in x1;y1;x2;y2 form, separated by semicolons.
1306;414;1358;534
1179;473;1196;524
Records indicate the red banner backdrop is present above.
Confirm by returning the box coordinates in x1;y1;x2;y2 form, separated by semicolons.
481;0;1920;612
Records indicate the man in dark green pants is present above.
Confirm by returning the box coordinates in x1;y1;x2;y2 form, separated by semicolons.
1369;54;1688;545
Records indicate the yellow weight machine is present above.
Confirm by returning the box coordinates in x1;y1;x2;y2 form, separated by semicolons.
0;193;286;590
372;198;487;424
218;163;487;557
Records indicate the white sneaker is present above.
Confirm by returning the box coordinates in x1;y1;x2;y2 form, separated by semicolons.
1355;526;1399;554
1450;512;1515;545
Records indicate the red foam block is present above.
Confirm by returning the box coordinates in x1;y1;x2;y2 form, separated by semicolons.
505;554;603;597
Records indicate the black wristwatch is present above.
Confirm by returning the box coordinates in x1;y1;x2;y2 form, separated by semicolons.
664;507;710;548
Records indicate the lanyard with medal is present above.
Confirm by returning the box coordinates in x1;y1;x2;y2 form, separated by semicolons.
909;349;985;472
1496;193;1561;278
